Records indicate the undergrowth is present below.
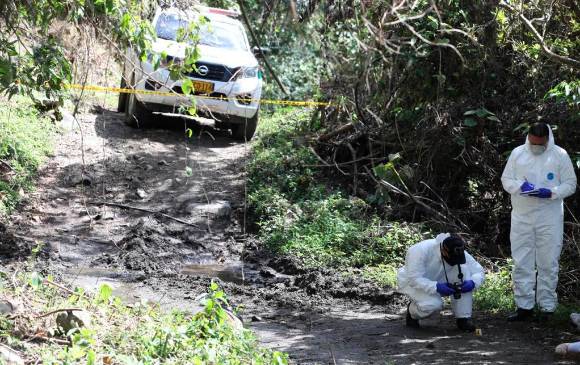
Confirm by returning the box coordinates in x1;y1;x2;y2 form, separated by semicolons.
0;270;287;364
248;109;427;276
0;96;55;215
473;263;515;312
248;109;580;318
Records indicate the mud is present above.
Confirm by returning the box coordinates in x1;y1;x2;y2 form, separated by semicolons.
0;223;29;258
3;107;578;364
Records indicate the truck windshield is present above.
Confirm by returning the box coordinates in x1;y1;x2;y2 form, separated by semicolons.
155;13;248;51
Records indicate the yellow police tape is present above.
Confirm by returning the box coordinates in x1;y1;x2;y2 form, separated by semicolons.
65;83;333;108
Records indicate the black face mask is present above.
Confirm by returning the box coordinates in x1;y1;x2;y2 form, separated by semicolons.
443;251;465;266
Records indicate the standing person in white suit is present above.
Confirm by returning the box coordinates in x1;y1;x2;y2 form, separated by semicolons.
397;233;485;332
501;122;576;321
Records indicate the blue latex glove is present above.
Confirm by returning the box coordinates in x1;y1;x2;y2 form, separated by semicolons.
529;188;552;199
436;282;455;297
460;280;475;293
520;181;535;192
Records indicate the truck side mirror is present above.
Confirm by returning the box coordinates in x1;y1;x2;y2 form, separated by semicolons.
252;46;270;58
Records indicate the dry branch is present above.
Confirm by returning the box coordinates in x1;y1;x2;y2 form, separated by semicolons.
317;122;354;142
0;159;13;171
88;201;202;229
499;1;580;69
35;308;85;319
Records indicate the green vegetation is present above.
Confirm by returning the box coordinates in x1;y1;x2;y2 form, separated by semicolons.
0;96;55;214
0;272;287;364
248;109;426;275
473;264;515;313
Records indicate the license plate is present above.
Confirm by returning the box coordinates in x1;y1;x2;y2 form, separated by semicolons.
193;81;214;95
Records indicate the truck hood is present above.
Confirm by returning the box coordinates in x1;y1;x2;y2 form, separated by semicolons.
152;39;258;68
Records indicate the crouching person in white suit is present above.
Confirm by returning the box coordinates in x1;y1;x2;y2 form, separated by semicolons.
397;233;485;332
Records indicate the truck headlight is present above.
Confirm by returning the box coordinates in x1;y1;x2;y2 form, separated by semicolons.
242;66;259;78
232;66;260;80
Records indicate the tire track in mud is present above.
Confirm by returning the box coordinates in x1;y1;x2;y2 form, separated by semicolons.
7;108;577;364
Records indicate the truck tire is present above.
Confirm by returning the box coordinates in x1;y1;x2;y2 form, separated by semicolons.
124;74;152;128
231;113;258;141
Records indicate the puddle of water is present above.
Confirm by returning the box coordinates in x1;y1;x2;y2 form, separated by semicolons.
181;263;247;285
62;267;147;304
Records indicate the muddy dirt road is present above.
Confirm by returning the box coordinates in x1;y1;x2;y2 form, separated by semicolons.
6;108;578;364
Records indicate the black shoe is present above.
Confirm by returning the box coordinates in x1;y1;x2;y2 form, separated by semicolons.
507;308;534;322
535;311;554;323
406;304;421;329
456;318;476;332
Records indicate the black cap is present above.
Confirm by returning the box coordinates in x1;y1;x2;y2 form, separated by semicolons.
441;235;466;265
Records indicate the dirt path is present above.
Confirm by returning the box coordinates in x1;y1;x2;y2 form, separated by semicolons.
6;108;578;364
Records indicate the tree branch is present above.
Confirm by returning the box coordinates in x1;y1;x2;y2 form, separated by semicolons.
237;0;289;95
499;1;580;69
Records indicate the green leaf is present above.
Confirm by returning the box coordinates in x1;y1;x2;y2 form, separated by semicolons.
427;15;439;29
98;283;113;303
463;118;478;127
30;272;42;290
486;115;501;122
185;166;193;176
210;281;218;291
513;122;529;132
475;108;493;118
87;349;96;365
186;128;193;138
181;79;193;95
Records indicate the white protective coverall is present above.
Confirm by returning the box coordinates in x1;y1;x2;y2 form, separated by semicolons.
501;126;576;312
397;233;485;320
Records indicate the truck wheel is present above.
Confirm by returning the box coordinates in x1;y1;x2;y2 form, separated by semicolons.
231;113;258;141
124;74;151;128
117;76;128;113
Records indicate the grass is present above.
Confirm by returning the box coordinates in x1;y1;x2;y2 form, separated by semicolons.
0;95;55;215
0;270;288;364
248;109;427;275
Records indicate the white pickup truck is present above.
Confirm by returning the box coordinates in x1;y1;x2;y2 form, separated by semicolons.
119;6;263;140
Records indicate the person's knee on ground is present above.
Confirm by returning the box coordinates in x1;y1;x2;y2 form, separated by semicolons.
409;299;444;320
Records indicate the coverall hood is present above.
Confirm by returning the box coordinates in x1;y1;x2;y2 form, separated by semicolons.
525;124;554;154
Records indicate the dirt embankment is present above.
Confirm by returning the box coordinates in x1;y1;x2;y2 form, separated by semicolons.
2;108;577;364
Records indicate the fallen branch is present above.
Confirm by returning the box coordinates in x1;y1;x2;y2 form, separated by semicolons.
44;279;89;298
0;159;13;171
305;151;382;168
499;1;580;69
308;146;333;167
317;122;355;142
24;334;70;345
35;308;84;319
88;201;201;229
